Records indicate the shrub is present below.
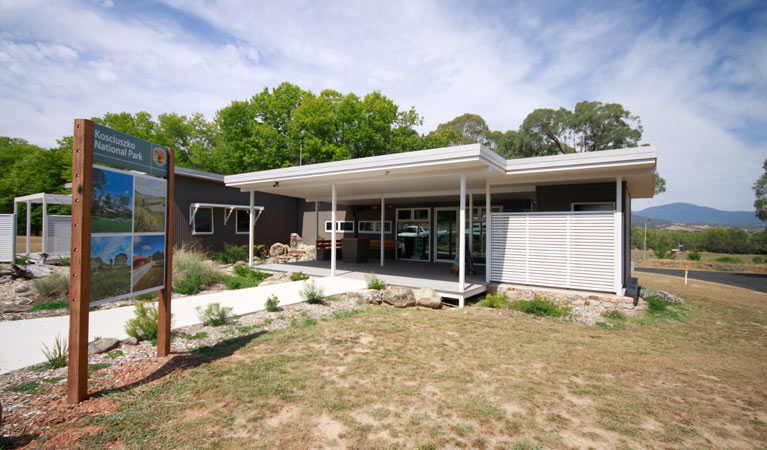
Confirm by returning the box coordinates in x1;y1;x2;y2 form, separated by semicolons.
510;297;568;317
753;256;766;264
124;302;159;341
713;256;744;264
477;292;510;309
653;244;672;259
290;271;309;281
233;263;272;283
365;273;386;290
174;275;204;295
135;292;158;301
644;295;668;312
300;279;326;304
41;333;68;369
173;246;220;288
196;302;233;326
15;255;30;265
54;256;70;266
221;275;258;290
265;294;279;312
32;273;69;298
687;251;701;261
213;243;249;264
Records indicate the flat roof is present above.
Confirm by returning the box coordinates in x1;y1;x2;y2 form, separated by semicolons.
224;144;658;202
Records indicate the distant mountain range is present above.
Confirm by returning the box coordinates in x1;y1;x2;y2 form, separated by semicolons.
632;202;765;230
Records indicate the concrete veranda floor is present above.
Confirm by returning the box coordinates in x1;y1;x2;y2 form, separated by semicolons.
0;276;366;374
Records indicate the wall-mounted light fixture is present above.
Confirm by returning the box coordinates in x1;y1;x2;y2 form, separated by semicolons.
273;181;279;188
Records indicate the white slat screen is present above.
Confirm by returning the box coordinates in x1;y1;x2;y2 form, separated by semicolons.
46;215;71;257
490;212;619;293
0;214;16;262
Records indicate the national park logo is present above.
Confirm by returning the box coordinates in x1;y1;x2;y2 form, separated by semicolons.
153;148;167;166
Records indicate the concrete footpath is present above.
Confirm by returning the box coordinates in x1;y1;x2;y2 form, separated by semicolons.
0;276;366;374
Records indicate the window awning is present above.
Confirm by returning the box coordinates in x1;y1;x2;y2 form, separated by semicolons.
189;203;264;226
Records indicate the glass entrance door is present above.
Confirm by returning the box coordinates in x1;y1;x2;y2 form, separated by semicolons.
396;208;431;261
434;208;458;262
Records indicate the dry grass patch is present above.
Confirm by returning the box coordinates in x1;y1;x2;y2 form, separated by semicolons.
70;272;767;449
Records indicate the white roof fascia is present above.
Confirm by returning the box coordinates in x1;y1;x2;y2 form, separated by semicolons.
174;167;225;182
189;203;264;211
504;147;657;175
225;143;485;188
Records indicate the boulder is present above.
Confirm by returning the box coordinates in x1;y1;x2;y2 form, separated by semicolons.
289;233;303;248
413;288;442;309
347;289;383;305
259;273;288;287
383;287;415;308
88;338;120;355
123;337;139;345
14;284;30;293
269;243;290;256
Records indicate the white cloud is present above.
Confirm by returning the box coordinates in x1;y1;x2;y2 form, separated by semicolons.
0;0;764;211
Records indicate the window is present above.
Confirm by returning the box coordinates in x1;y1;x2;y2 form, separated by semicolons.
191;207;213;235
571;202;615;212
324;221;354;232
358;221;392;234
236;209;250;234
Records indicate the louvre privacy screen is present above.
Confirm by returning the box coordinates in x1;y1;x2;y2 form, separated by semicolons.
490;211;619;293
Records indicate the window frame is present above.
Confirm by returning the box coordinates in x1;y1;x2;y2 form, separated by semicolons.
571;202;616;212
235;209;250;235
190;206;214;235
358;220;392;234
324;220;355;233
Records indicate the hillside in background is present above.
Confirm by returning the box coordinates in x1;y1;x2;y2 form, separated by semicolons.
634;202;765;230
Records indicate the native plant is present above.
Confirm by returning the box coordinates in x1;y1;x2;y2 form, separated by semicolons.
196;302;233;326
265;295;280;312
686;251;701;261
32;272;69;298
300;279;325;304
365;273;386;290
42;333;68;369
124;302;160;341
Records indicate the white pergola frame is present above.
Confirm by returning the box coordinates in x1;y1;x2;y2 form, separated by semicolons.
13;193;72;257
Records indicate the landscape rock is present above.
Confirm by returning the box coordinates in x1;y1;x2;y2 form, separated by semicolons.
88;338;120;355
289;233;303;248
122;337;139;345
21;263;52;278
413;288;442;309
16;291;33;297
0;275;13;284
0;304;33;313
269;243;290;256
14;284;30;293
347;289;383;305
383;287;415;308
258;273;289;287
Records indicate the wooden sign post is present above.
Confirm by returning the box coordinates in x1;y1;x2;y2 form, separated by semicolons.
67;119;174;404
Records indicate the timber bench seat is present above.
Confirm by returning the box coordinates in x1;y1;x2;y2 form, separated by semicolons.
316;238;341;260
370;239;395;259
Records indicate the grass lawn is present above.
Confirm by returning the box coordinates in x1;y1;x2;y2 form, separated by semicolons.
74;273;766;449
90;265;131;301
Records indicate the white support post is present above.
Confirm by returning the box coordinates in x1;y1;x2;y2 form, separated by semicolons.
248;191;254;267
380;197;385;267
468;193;473;261
12;201;17;261
485;181;491;283
41;195;48;255
314;201;319;245
615;177;623;294
458;175;466;307
331;184;337;276
25;201;30;256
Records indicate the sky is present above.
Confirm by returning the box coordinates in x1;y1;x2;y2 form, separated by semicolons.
1;0;765;211
91;234;130;262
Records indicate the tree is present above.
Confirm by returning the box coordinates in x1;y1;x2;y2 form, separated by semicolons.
754;158;767;221
655;174;666;196
433;113;491;146
519;107;574;155
570;101;642;152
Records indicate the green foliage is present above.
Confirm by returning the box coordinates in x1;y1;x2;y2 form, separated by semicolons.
106;350;124;359
300;279;326;304
653;244;673;259
124;302;159;341
687;251;701;261
7;381;44;395
713;256;744;264
754;158;767;221
31;299;68;311
213;243;249;264
602;310;626;321
135;292;158;301
179;331;208;340
632;226;767;255
174;275;204;295
220;275;257;290
290;312;318;328
14;255;30;264
88;363;110;372
196;303;233;326
54;256;70;266
265;295;280;312
365;273;386;290
224;264;272;289
477;292;510;309
509;297;569;317
644;295;668;313
290;271;309;281
41;333;68;369
753;256;766;264
510;440;542;450
32;272;70;298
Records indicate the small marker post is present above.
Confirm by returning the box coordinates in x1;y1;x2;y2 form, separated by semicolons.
684;266;688;285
